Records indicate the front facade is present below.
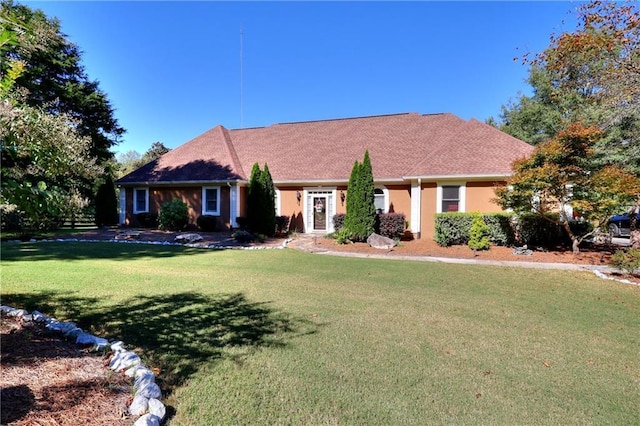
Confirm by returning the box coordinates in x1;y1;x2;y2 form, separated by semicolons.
116;113;534;239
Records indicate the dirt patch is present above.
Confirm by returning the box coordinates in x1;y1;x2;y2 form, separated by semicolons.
0;315;132;425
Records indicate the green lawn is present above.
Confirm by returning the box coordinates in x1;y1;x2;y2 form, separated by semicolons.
2;242;639;425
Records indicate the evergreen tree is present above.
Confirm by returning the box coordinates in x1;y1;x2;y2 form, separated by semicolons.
342;160;361;240
260;164;276;237
94;175;118;227
247;163;262;233
343;151;376;242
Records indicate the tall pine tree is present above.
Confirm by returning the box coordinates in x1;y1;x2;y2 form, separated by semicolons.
343;151;376;242
246;163;276;236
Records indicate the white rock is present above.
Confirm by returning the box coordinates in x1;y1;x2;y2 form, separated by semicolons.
64;327;84;338
7;308;28;317
110;341;126;352
31;310;48;322
175;233;204;244
133;367;155;379
92;337;110;351
76;332;99;345
109;351;141;371
124;365;147;378
134;372;155;390
0;305;15;313
136;382;162;399
148;398;166;420
133;414;160;426
129;394;149;416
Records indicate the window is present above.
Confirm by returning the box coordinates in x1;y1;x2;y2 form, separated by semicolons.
133;188;148;213
441;186;460;212
374;187;387;213
202;187;220;215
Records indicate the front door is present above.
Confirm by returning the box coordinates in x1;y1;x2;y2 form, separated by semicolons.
313;196;328;231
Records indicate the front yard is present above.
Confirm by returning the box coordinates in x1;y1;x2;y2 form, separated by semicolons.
1;242;639;424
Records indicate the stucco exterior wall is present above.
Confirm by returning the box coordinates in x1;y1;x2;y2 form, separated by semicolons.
465;181;505;213
277;186;305;232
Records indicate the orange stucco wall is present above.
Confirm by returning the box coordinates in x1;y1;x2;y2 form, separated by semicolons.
277;186;306;232
465;181;505;213
420;182;438;239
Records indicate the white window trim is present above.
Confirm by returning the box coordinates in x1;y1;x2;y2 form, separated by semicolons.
202;186;221;216
374;186;389;213
436;183;466;213
133;187;149;214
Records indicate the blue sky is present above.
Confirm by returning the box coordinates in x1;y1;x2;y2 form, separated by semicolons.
26;1;579;157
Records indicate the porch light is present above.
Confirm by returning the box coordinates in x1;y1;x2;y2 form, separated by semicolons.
296;191;301;205
340;190;345;205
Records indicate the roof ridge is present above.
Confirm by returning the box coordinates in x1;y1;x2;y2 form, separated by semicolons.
271;112;435;127
217;126;246;179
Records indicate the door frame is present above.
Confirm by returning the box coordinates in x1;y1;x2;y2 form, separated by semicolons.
303;187;337;233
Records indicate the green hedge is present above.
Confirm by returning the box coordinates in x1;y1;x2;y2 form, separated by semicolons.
516;213;593;246
434;213;515;247
334;212;406;240
197;215;218;232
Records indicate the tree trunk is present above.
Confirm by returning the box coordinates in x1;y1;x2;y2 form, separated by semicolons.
571;237;580;254
630;229;640;249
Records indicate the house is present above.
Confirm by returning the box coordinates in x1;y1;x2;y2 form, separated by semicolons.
115;112;534;239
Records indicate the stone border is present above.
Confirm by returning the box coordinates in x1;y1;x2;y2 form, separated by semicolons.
0;305;166;426
592;270;640;286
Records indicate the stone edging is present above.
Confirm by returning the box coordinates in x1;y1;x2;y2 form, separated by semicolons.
592;270;640;286
0;305;166;426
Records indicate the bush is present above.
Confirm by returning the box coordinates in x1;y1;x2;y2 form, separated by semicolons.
334;227;353;245
235;216;248;229
435;213;516;247
468;214;490;251
276;215;290;235
377;213;406;239
333;213;346;231
158;199;189;231
231;229;255;243
610;249;640;275
136;212;158;229
197;215;218;232
1;204;24;233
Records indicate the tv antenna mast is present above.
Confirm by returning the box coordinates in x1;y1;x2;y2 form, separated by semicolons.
240;24;244;129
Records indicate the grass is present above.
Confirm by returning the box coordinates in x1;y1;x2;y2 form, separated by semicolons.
2;241;639;425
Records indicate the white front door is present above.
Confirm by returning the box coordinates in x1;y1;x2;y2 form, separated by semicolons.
305;189;336;233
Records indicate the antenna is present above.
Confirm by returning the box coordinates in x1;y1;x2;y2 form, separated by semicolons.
240;24;243;129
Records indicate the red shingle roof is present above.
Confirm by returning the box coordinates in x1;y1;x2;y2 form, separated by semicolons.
116;113;534;185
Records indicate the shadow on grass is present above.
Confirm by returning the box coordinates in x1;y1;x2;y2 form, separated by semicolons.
0;241;214;261
2;291;317;394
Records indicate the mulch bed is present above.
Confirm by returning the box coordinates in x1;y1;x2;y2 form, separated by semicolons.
0;314;132;426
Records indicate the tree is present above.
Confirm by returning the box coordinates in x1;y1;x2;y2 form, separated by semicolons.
116;142;170;178
94;175;118;227
260;164;276;237
246;163;276;236
1;1;101;233
343;151;376;242
1;1;124;164
141;141;170;164
495;123;640;253
496;1;640;174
